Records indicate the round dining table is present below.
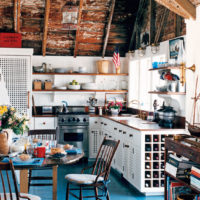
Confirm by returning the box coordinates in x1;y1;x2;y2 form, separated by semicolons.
15;153;84;200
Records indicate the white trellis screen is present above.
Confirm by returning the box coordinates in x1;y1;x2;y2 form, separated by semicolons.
0;56;31;115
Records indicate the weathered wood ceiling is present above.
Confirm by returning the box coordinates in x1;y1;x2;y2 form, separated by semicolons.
0;0;194;56
0;0;140;56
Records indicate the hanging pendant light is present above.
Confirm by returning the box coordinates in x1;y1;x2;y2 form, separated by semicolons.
151;43;160;54
62;0;78;30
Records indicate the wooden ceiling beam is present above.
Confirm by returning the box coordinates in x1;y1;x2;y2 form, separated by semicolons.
42;0;50;57
154;8;169;44
149;0;156;45
129;0;146;51
14;0;17;32
74;0;84;58
175;14;182;37
102;0;116;58
155;0;196;20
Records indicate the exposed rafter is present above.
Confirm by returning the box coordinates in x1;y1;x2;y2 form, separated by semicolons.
14;0;17;32
102;0;116;58
155;0;196;20
129;0;147;51
17;0;21;32
42;0;50;56
154;8;169;44
74;0;84;58
149;0;156;45
175;14;182;37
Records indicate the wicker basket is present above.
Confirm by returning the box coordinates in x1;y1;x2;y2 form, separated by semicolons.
44;81;52;90
96;60;110;74
33;81;42;90
177;194;195;200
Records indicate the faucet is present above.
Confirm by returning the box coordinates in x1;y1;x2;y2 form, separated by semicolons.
62;101;68;113
129;99;141;118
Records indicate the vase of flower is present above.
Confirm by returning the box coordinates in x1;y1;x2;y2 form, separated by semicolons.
110;108;119;115
0;105;29;153
107;101;123;116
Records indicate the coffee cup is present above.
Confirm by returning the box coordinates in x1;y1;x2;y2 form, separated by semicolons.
34;147;46;158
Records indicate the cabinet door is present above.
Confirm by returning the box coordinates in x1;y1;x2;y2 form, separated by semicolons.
0;55;31;116
89;129;99;159
34;117;56;130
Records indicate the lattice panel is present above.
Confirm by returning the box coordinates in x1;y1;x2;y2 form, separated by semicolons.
0;56;30;115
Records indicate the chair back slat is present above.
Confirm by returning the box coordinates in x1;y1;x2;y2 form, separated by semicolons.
0;161;20;200
6;171;13;200
92;137;120;180
0;170;7;200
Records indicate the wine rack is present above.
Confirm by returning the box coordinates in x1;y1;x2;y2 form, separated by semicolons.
144;133;168;190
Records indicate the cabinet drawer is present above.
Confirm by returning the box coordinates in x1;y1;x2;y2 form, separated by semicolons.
34;117;56;130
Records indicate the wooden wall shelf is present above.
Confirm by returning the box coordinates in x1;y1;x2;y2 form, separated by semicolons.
33;89;128;93
32;72;128;76
148;91;186;95
149;66;181;71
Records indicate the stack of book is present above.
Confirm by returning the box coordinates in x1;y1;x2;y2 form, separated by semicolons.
165;154;194;178
191;166;200;189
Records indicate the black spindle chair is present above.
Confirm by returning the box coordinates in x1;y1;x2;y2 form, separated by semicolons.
65;137;120;200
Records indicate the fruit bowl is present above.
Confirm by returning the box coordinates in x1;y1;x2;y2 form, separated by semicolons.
68;85;81;90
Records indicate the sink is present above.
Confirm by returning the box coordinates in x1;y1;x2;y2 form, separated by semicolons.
110;115;138;120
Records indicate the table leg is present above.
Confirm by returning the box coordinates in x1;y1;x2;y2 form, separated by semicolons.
53;165;58;200
20;169;29;193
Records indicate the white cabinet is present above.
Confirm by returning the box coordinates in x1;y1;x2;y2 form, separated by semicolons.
34;117;57;130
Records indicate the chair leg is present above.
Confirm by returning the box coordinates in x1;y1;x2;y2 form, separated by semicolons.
106;190;110;200
66;183;70;200
79;186;82;200
94;187;98;200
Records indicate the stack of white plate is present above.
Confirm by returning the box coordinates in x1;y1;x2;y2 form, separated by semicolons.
54;68;67;73
82;83;97;90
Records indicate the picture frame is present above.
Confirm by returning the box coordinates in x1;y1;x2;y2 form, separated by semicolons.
169;37;185;60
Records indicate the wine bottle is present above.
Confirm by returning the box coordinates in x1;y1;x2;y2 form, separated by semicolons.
161;171;165;178
153;162;159;169
145;135;151;142
153;144;159;151
145;162;151;169
161;144;165;151
153;153;159;160
145;144;151;151
145;153;151;160
145;181;150;188
145;172;151;178
153;171;159;178
161;136;165;142
153;180;159;187
153;135;159;142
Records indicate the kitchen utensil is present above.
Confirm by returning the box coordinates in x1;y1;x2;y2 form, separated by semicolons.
42;63;47;72
78;66;87;73
54;68;67;73
68;84;81;90
33;66;44;73
42;106;53;114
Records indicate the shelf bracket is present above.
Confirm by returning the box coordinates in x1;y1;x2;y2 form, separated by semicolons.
180;63;195;86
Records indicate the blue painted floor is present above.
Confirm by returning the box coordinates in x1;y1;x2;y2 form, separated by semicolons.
28;161;164;200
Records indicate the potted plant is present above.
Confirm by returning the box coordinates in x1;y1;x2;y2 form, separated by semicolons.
107;101;123;115
0;105;29;154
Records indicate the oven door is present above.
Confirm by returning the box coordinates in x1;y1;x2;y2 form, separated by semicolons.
57;126;88;156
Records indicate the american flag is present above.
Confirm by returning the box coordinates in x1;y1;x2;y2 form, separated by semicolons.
112;48;120;69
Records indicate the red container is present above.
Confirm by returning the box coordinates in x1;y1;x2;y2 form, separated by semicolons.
34;147;46;158
0;33;22;48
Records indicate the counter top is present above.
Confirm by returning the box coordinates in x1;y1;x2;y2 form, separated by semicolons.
91;114;185;131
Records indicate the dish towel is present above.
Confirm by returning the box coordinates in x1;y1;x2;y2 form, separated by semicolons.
66;148;82;155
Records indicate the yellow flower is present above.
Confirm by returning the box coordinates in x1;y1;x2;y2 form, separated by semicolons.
10;107;15;111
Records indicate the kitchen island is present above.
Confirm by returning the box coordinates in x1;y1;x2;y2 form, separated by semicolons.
89;115;186;196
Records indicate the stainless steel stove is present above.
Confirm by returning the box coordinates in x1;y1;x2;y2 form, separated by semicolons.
56;107;89;157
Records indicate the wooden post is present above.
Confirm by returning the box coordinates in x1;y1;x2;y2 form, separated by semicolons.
42;0;51;56
20;169;29;193
102;0;116;58
52;165;58;200
74;0;84;58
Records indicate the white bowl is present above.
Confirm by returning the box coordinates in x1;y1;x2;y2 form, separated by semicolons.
68;84;81;90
